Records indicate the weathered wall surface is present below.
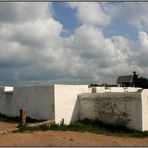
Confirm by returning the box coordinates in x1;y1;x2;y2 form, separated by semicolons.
0;85;54;120
54;84;91;124
0;83;147;131
127;87;141;92
79;92;142;131
110;87;124;92
96;87;106;93
141;89;148;131
95;87;141;93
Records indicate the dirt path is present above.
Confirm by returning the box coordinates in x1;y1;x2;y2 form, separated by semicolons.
0;130;148;146
0;121;17;131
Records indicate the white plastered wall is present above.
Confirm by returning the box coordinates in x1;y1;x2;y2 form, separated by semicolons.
110;87;124;92
54;84;91;124
0;85;54;120
0;83;147;132
141;89;148;131
95;87;141;93
96;87;105;93
79;92;142;131
127;87;141;92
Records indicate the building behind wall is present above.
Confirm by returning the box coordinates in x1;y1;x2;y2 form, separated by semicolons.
116;75;135;87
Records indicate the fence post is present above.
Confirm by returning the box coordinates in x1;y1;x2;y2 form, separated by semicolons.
20;108;26;126
92;87;96;93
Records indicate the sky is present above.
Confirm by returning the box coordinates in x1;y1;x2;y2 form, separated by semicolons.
0;2;148;85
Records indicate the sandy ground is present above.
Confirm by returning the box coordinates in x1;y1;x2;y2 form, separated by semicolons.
0;121;17;131
0;130;148;146
0;121;148;146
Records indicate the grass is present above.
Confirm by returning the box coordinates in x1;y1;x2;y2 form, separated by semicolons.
18;124;51;132
1;112;148;138
0;112;46;123
17;118;148;138
0;113;20;123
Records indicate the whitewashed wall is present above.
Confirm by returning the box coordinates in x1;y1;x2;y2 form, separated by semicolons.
127;87;142;92
0;83;147;131
95;87;141;93
54;84;91;124
96;87;105;93
0;85;54;120
79;92;143;131
141;89;148;131
110;87;124;92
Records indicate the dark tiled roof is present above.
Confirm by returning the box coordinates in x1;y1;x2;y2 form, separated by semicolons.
116;75;133;83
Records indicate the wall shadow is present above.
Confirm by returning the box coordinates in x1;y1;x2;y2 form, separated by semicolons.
70;94;80;123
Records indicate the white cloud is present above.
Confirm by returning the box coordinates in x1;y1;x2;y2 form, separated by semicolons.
0;2;148;85
129;31;148;67
0;2;52;23
6;18;63;49
106;2;148;30
67;2;111;26
58;24;136;84
0;2;65;84
69;25;122;67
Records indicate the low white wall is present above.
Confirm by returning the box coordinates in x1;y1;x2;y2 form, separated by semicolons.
141;89;148;131
0;85;54;120
96;87;105;93
79;92;142;131
54;84;91;124
0;83;147;132
95;87;141;93
110;87;124;92
127;87;142;92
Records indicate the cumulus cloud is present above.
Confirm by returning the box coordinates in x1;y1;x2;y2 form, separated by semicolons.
67;2;111;26
0;2;52;23
0;2;148;85
0;2;64;84
69;25;121;67
5;18;63;49
105;2;148;30
129;31;148;67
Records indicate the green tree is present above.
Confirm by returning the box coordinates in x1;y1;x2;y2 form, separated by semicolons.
133;71;148;88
